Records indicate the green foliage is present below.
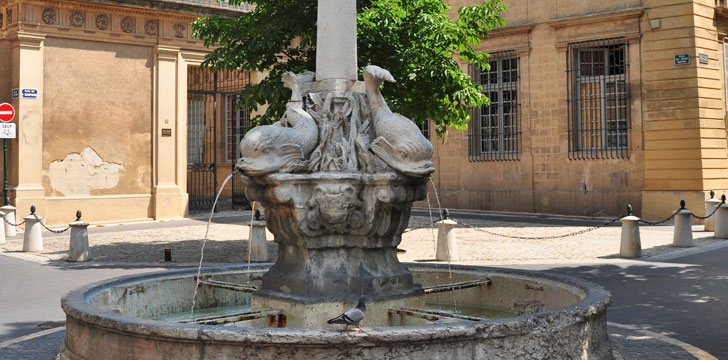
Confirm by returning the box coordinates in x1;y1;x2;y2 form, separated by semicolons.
192;0;506;137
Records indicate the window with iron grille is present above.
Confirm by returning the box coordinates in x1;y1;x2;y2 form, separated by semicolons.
468;51;521;161
225;95;250;162
417;120;430;139
567;37;630;159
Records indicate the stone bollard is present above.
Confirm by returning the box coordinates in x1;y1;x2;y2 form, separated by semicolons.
1;204;17;236
619;206;641;258
23;206;43;252
435;213;458;261
0;211;5;244
672;200;694;248
714;195;728;239
248;210;269;262
704;191;721;232
68;210;90;262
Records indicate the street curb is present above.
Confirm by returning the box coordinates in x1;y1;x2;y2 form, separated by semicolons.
608;322;718;360
645;239;728;262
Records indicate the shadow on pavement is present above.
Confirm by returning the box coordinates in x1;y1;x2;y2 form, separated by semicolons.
36;239;277;271
542;257;728;359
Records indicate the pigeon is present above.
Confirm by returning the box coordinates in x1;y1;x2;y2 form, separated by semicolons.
327;296;366;332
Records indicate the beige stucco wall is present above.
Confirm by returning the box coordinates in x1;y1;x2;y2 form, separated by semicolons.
0;0;242;224
42;38;153;198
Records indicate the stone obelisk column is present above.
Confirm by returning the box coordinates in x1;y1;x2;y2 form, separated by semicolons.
315;0;357;82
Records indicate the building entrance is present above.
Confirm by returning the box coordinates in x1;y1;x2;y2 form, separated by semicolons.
187;67;250;211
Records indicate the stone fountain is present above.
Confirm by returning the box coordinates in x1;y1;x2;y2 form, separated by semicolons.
59;1;612;358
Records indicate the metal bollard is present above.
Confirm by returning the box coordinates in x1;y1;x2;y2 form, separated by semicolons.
68;210;90;262
704;191;721;232
714;195;728;239
673;200;694;248
619;205;641;258
23;206;43;252
435;209;458;261
1;204;17;236
248;210;269;262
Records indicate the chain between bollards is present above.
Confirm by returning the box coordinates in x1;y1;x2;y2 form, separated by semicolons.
25;206;83;234
691;202;721;220
637;202;681;226
453;216;623;240
2;216;25;227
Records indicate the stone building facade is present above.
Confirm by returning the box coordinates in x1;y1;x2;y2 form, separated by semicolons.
0;0;254;224
434;0;728;220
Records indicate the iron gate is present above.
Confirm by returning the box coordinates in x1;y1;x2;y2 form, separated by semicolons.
187;67;250;211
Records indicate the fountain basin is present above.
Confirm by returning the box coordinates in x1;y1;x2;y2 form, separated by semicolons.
60;263;611;359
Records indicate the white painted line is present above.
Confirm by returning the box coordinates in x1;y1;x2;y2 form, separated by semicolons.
609;322;718;360
0;326;65;349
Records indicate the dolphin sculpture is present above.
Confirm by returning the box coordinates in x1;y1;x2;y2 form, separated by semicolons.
362;65;435;177
236;71;318;176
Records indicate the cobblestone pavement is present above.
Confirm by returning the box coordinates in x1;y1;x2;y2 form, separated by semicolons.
0;327;65;360
0;323;716;360
0;210;723;267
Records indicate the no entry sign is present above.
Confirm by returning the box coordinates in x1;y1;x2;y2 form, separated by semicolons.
0;103;15;122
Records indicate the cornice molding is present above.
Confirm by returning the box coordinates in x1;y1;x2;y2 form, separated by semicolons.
180;50;206;65
716;6;728;22
7;22;208;51
156;44;180;60
34;0;199;21
487;23;536;38
8;30;45;47
554;29;641;51
547;8;644;29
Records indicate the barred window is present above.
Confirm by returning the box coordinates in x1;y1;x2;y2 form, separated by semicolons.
567;37;630;159
468;51;521;161
225;95;250;162
417;120;430;139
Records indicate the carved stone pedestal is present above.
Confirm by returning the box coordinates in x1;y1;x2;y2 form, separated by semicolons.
244;172;426;303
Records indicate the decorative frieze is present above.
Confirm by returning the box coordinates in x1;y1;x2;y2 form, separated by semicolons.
42;8;56;25
173;23;185;38
95;14;109;30
69;11;85;28
144;19;158;36
120;16;134;33
6;2;200;45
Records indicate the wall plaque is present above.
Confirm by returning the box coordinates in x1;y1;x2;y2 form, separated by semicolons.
162;128;172;137
674;53;690;65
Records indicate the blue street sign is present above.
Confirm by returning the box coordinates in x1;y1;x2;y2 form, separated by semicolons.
21;88;38;99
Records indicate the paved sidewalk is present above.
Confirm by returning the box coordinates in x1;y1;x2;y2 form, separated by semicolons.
1;208;725;267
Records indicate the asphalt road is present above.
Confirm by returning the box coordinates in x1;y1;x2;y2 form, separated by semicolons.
539;246;728;359
0;256;163;342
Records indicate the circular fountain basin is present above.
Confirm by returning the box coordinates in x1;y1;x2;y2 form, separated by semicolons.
60;263;611;359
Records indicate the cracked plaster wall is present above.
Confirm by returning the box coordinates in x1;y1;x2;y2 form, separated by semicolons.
48;147;124;196
42;37;152;197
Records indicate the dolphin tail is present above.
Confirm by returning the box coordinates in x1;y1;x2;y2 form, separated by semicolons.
363;65;396;83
